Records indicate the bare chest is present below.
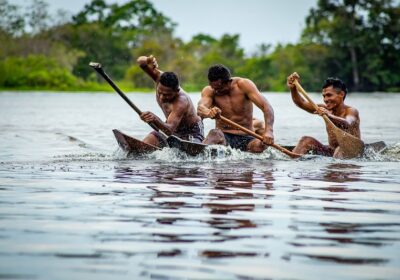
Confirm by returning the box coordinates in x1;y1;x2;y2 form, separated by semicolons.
156;98;173;118
213;92;250;116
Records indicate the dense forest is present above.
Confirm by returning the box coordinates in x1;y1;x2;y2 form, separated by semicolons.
0;0;399;92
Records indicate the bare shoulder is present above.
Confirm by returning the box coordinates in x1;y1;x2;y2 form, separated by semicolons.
236;77;255;87
345;105;360;116
173;92;190;111
177;91;190;104
236;77;260;95
201;85;214;97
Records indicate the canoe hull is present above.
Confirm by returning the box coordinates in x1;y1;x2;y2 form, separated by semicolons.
113;129;160;154
113;129;386;157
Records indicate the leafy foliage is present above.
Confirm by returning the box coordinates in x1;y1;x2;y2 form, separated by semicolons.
0;55;78;89
302;0;400;91
0;0;398;92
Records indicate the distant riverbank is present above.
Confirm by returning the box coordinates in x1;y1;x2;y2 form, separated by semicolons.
0;80;221;93
0;81;152;93
1;87;398;94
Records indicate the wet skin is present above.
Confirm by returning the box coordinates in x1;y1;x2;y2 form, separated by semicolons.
287;72;361;157
198;77;275;153
137;56;201;146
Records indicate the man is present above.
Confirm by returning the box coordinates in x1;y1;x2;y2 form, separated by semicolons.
137;55;204;147
197;64;274;153
287;72;361;157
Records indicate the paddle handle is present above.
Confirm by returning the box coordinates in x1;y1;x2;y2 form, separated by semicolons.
219;116;301;158
89;62;160;132
293;80;333;125
293;80;318;110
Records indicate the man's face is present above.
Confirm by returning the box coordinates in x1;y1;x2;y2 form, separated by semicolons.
157;83;178;102
209;79;230;95
322;86;344;110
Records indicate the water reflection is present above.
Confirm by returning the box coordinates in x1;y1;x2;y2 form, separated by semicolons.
113;162;277;260
289;163;397;265
321;163;362;184
202;166;275;259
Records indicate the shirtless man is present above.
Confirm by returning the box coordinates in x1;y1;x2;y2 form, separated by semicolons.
137;55;204;147
287;72;361;157
197;64;274;153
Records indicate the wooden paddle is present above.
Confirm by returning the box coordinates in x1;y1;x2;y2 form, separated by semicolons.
89;62;159;131
89;62;208;155
293;80;364;158
217;115;301;158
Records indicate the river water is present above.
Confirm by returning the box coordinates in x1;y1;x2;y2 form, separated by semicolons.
0;91;399;280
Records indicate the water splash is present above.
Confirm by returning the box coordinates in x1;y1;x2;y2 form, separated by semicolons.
52;149;127;163
363;142;400;162
41;142;400;164
147;145;291;163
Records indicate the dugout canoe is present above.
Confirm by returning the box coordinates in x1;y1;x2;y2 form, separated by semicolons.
113;129;387;156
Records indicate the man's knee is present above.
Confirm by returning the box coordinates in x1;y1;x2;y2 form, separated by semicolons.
204;129;225;145
298;136;316;145
247;139;264;153
143;133;160;147
208;129;224;137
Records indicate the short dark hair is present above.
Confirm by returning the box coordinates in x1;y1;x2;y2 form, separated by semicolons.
208;64;231;82
159;72;180;91
323;77;348;100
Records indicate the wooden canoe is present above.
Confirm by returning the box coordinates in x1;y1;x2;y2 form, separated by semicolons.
113;129;386;157
113;129;160;155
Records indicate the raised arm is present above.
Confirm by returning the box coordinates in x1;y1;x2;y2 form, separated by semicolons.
239;78;274;144
287;72;315;114
137;55;163;82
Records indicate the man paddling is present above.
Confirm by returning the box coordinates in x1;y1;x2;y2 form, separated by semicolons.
197;64;275;153
287;72;361;157
137;55;204;147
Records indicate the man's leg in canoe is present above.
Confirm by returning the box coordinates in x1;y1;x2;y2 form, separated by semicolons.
142;131;167;148
293;136;334;156
203;129;227;145
247;139;265;153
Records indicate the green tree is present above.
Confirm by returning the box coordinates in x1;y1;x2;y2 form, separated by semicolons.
0;0;25;36
62;0;175;80
26;0;50;34
126;31;183;88
302;0;400;91
183;33;245;88
0;55;78;89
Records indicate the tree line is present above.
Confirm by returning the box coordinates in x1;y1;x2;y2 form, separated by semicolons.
0;0;399;92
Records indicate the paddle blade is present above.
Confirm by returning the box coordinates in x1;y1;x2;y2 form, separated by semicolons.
335;131;364;158
327;122;365;158
166;135;208;156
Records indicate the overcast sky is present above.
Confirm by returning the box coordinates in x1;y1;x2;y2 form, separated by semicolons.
12;0;317;53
